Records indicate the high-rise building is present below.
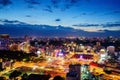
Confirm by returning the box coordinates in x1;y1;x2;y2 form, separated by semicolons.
0;34;10;50
66;64;81;80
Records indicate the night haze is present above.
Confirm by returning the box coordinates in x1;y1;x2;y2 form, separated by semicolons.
0;0;120;37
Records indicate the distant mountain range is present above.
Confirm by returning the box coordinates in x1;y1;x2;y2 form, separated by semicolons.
0;23;120;37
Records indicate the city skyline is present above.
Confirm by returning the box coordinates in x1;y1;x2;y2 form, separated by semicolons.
0;0;120;36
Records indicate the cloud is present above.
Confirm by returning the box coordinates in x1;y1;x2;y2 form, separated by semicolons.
51;0;60;8
24;0;40;9
82;12;87;15
24;0;40;5
43;9;53;13
72;12;91;18
0;19;18;23
0;19;26;24
55;19;61;22
25;15;31;17
64;0;79;10
70;0;78;4
0;0;12;7
51;0;60;5
43;5;53;13
103;10;120;16
113;10;120;14
72;24;99;27
49;0;91;12
49;0;81;11
46;5;52;10
64;4;70;9
72;22;120;29
102;22;120;28
26;5;34;9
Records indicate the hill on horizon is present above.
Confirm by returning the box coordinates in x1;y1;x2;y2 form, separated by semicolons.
0;21;120;37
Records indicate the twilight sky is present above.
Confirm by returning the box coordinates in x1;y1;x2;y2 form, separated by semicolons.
0;0;120;32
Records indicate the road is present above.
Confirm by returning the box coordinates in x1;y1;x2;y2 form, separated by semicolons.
1;55;120;80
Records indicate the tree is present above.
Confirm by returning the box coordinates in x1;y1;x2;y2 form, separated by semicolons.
53;76;65;80
21;73;28;80
9;70;22;79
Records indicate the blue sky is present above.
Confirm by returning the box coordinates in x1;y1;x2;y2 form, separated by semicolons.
0;0;120;32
